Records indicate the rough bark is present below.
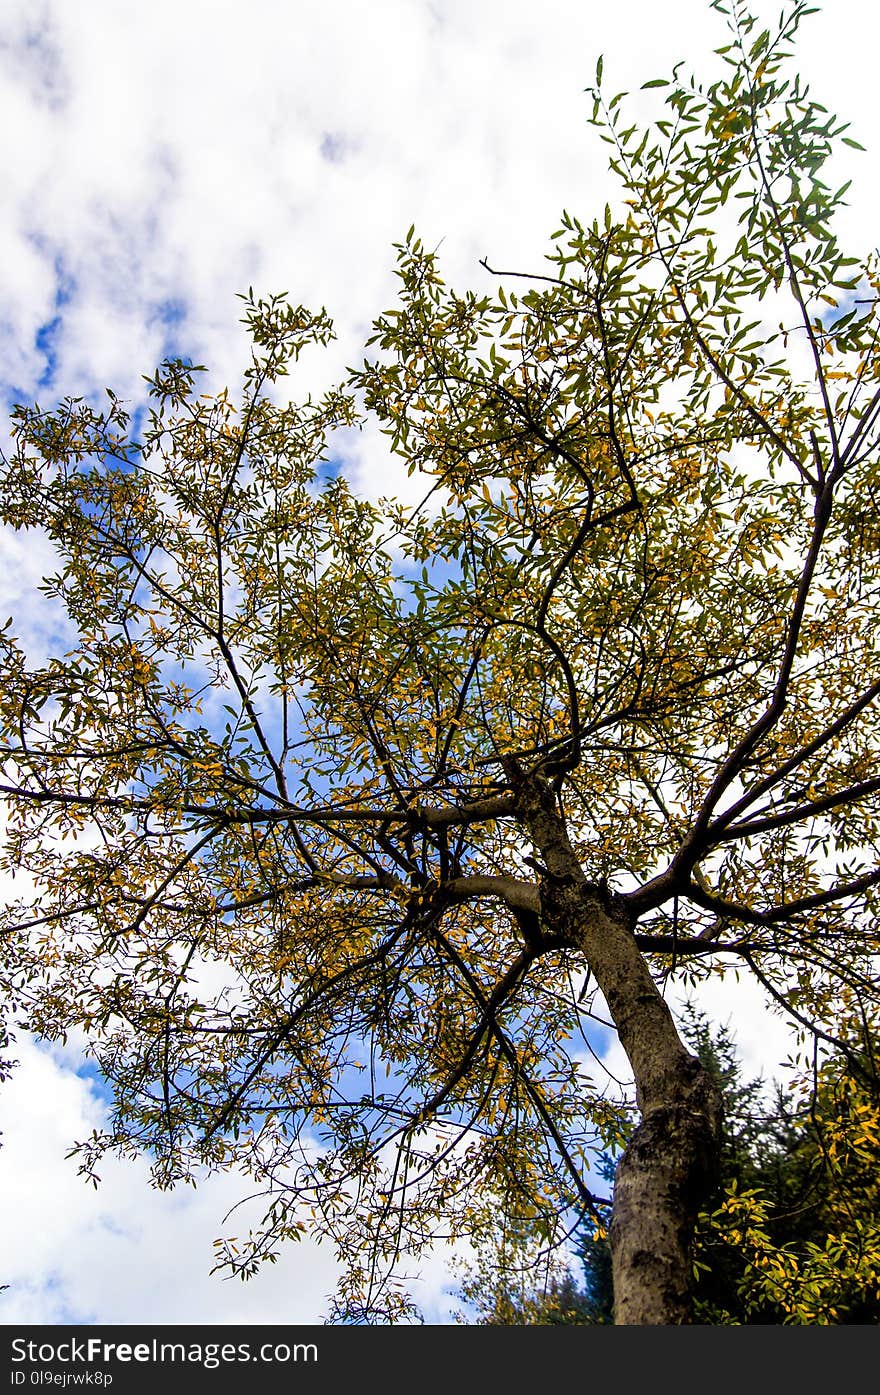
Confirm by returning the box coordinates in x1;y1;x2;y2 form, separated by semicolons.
510;767;723;1324
608;1050;721;1323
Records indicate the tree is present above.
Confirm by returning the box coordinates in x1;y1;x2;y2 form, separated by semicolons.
457;1006;880;1324
693;1004;880;1323
0;1022;16;1297
455;1244;605;1326
1;0;879;1323
451;1153;615;1325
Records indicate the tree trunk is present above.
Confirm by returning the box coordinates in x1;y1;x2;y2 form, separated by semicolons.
512;769;723;1324
608;1048;721;1323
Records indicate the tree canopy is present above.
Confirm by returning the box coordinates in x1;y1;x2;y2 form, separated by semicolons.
1;0;878;1322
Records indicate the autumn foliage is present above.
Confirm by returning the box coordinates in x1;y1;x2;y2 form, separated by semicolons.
1;0;878;1321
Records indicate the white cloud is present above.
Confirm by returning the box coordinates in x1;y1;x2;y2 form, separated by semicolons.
0;0;717;405
0;1034;339;1323
592;971;802;1108
0;525;73;664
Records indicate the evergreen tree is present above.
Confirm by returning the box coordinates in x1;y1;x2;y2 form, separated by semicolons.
459;1006;880;1324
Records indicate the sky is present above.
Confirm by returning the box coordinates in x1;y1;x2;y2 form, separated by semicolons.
1;0;878;1327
